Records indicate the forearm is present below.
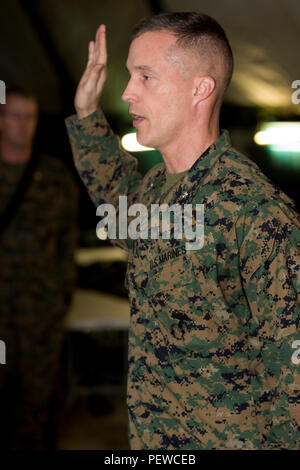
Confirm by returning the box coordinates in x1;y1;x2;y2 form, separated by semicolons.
65;107;143;209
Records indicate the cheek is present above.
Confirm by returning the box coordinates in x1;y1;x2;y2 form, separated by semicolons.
158;84;190;115
8;122;19;134
151;91;175;126
29;121;37;133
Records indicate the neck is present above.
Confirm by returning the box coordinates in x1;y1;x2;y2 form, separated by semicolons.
160;109;220;174
0;140;32;164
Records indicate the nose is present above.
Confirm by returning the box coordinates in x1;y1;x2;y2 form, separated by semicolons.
121;78;138;103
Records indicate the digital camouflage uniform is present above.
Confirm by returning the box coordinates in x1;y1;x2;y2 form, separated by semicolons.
0;154;78;450
65;107;300;450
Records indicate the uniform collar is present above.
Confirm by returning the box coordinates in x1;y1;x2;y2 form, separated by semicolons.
188;128;231;175
149;129;232;204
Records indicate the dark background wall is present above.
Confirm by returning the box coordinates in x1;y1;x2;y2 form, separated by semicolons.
1;0;299;238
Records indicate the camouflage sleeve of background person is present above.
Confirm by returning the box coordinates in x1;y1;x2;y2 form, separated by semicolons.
65;107;143;252
235;200;300;449
56;164;79;309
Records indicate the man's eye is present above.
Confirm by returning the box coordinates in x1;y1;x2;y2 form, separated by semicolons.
143;75;151;81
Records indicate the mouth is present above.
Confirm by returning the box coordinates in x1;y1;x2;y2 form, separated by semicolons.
130;112;146;127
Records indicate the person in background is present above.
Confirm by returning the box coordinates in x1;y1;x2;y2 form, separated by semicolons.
0;86;78;450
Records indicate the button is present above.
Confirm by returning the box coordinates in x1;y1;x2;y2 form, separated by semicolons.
180;191;189;201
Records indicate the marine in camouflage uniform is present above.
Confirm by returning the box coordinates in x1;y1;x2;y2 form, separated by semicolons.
0;90;78;450
66;107;300;450
66;11;300;449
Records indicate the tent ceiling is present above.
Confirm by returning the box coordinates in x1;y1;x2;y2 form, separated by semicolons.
1;0;299;116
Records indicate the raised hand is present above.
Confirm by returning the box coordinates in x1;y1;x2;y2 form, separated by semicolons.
74;24;107;119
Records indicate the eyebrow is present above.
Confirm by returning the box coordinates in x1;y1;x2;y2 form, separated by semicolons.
125;64;158;74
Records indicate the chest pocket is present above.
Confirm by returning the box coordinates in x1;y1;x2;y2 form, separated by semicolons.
145;242;207;365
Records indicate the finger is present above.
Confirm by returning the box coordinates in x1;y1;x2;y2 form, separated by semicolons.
96;69;107;94
78;64;103;94
93;25;102;58
94;24;107;66
78;60;100;88
87;41;94;65
99;25;107;65
88;64;104;86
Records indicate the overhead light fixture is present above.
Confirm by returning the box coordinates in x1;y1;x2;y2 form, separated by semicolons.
254;122;300;152
121;132;154;152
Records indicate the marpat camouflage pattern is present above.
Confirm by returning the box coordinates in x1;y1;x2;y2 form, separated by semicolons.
66;107;300;450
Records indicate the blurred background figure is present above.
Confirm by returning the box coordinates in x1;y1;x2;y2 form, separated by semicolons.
0;86;78;450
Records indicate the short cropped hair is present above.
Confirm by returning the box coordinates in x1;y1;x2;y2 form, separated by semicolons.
132;12;233;99
0;85;38;116
5;85;38;103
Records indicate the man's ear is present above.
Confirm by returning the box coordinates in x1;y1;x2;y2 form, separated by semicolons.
193;76;216;101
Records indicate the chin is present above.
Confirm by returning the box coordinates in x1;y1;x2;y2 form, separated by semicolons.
136;134;149;148
137;134;157;151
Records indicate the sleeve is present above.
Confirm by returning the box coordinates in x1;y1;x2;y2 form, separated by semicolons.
65;107;144;251
238;205;300;449
56;167;79;310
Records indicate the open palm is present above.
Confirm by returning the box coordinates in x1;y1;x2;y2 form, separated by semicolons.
75;24;107;119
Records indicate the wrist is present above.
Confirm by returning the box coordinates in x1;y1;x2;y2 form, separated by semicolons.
76;107;97;120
